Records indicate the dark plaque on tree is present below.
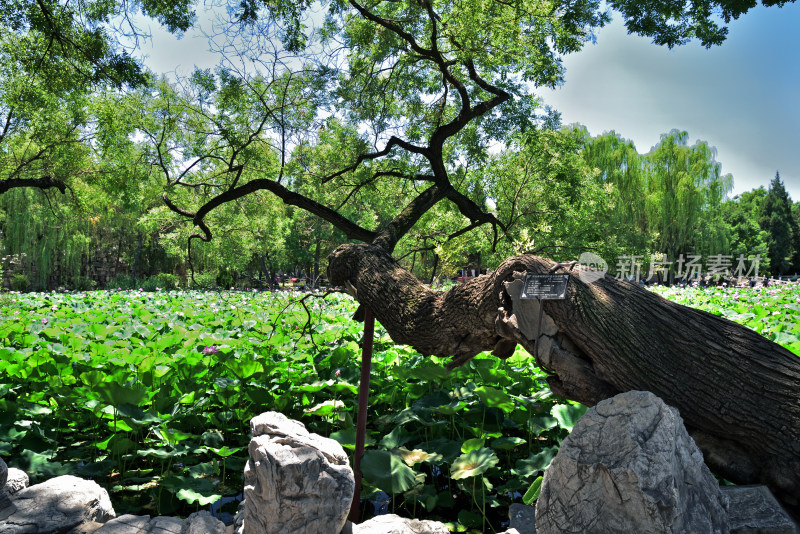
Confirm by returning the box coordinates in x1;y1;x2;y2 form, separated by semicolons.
520;273;569;300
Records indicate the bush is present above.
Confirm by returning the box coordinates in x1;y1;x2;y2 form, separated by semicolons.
10;273;30;292
215;268;235;289
137;276;161;292
108;274;136;290
71;275;97;291
155;273;182;289
190;272;217;288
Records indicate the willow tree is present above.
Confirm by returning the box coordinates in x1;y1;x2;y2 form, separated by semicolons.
643;130;733;265
142;0;800;514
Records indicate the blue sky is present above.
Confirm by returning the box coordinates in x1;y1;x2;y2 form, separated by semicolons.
539;2;800;201
136;2;800;201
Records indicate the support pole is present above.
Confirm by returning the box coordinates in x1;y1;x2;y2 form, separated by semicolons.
349;307;374;524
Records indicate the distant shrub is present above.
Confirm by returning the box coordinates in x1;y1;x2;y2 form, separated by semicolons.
137;276;161;292
72;275;97;291
191;272;217;288
215;268;234;289
108;274;136;290
10;273;30;292
156;273;182;289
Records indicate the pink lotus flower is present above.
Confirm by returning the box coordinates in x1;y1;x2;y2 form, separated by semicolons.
202;346;219;355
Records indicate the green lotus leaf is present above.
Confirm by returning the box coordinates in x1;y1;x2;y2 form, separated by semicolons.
450;448;499;480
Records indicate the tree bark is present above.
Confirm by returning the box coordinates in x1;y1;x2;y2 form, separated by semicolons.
327;243;800;515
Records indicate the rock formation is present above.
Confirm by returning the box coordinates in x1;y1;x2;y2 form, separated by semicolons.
535;390;730;534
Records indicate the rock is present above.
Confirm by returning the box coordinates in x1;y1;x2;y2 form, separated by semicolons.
351;514;450;534
231;501;244;534
508;503;536;534
93;514;152;534
535;390;730;534
5;469;29;495
90;512;227;534
722;485;799;534
0;457;10;521
147;516;187;534
181;511;227;534
0;475;116;533
240;412;354;534
0;457;7;489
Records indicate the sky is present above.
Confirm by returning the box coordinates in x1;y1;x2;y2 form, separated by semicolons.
134;2;800;200
538;3;800;200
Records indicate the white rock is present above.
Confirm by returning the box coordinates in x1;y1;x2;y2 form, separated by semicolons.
92;514;152;534
240;412;354;534
181;511;227;534
90;511;227;534
351;514;450;534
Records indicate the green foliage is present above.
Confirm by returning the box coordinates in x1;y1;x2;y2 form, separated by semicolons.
108;274;136;290
156;273;183;290
10;272;29;291
763;173;794;276
215;269;235;290
0;289;578;529
2;284;799;526
608;0;785;48
650;284;800;355
578;129;734;270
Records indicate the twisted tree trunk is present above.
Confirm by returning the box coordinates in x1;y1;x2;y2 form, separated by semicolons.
328;243;800;516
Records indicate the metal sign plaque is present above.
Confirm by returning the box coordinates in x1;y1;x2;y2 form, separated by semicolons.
520;273;570;300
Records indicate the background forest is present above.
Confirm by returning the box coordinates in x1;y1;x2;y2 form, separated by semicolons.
1;113;797;291
1;0;798;290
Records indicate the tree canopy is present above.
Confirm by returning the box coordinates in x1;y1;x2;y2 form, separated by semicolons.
4;0;794;265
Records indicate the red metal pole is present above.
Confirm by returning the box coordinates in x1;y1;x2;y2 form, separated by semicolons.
349;307;374;524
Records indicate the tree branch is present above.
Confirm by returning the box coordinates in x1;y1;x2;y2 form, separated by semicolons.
0;175;68;195
321;135;427;183
164;177;377;243
373;183;448;251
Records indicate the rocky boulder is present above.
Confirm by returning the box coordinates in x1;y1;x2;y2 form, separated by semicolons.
237;411;354;534
535;390;730;534
0;456;11;521
0;475;115;533
0;457;7;489
87;511;228;534
722;485;799;534
342;514;521;534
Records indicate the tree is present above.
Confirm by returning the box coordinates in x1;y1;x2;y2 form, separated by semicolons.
722;188;771;274
763;172;794;276
0;0;194;196
793;200;800;273
642;130;733;267
130;0;800;514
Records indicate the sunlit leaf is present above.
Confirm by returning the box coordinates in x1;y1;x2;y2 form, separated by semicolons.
450;448;499;479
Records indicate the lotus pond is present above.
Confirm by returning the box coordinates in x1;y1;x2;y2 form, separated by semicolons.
0;284;798;531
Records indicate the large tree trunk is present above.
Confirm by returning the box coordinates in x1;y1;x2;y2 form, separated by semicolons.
327;243;800;515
